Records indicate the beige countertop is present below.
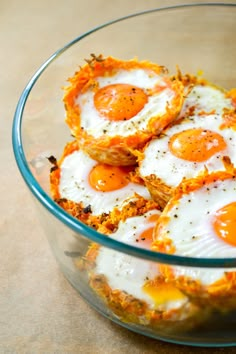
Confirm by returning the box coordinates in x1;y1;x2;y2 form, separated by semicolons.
2;0;236;352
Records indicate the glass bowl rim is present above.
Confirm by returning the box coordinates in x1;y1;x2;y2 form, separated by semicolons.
12;2;236;268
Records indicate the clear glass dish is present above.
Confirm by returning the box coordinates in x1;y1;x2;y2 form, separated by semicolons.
12;3;236;347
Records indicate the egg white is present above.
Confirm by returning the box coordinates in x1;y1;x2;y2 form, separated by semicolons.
180;84;231;117
94;210;188;311
158;178;236;286
76;68;175;138
59;149;151;215
139;84;236;187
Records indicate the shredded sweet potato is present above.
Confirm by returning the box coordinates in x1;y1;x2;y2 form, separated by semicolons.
63;54;184;166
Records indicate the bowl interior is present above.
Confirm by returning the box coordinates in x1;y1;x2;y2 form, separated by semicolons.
13;3;236;266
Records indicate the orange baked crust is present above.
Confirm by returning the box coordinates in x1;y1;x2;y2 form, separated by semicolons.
175;72;236;129
77;243;201;330
49;140;159;231
139;170;174;210
153;160;236;250
88;274;202;329
96;195;160;235
134;138;175;210
135;76;236;208
49;140;79;200
152;163;236;308
63;55;184;166
49;140;109;229
221;88;236;130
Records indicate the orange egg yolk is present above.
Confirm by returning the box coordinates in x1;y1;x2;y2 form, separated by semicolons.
147;213;160;223
89;163;130;192
213;202;236;247
143;282;186;308
137;227;154;247
137;214;159;247
94;83;148;121
169;128;227;162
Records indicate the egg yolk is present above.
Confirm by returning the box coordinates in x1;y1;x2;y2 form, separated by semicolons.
213;202;236;247
137;214;159;247
147;213;160;223
168;128;227;162
137;227;154;247
94;83;148;121
89;163;130;192
143;282;186;308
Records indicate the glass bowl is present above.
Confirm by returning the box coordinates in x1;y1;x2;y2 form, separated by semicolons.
12;3;236;347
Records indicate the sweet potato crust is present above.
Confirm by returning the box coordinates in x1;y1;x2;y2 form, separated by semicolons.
63;55;184;165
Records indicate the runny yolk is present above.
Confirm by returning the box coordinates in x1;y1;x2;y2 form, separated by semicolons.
89;163;130;192
143;282;186;308
213;202;236;247
94;83;148;121
168;128;227;162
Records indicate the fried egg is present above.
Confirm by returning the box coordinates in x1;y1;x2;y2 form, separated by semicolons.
64;55;184;165
77;70;176;138
139;83;236;206
153;171;236;304
87;210;197;324
59;148;151;216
